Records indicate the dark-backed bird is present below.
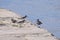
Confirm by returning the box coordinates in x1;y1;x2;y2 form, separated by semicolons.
51;33;54;36
11;19;17;23
18;20;25;23
36;19;42;25
21;15;27;19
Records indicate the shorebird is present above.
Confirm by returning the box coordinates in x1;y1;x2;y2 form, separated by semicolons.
36;19;42;25
21;15;27;19
11;19;17;23
51;33;54;36
17;15;27;19
17;20;25;23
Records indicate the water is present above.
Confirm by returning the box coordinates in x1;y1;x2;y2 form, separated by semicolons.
0;0;60;38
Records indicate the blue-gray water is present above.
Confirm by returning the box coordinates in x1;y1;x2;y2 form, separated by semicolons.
0;0;60;38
